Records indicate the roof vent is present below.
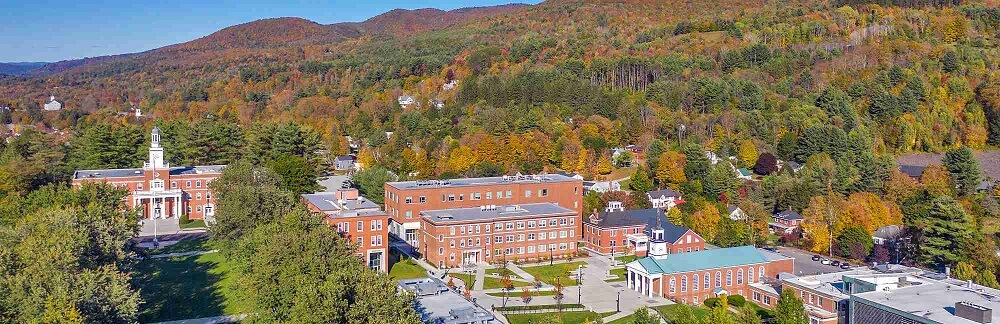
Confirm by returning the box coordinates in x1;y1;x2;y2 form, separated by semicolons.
956;301;993;323
438;214;454;220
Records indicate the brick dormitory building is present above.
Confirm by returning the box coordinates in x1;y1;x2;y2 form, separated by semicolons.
383;173;583;251
420;203;579;268
582;202;704;257
71;127;223;220
302;189;390;272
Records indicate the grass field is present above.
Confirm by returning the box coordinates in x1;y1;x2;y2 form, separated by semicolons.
655;304;710;321
132;252;247;322
487;289;559;297
180;219;207;229
449;273;533;290
521;261;587;286
145;236;213;255
504;310;613;323
388;258;427;280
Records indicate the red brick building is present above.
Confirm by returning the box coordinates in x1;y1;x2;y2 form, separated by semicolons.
625;242;794;306
71;127;222;220
303;189;390;272
769;210;804;234
384;174;583;250
582;204;704;256
419;203;579;269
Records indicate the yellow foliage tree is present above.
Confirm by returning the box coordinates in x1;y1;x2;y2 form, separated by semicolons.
597;155;613;175
357;147;375;169
736;140;758;168
448;145;476;172
802;195;843;255
655;151;687;189
884;169;919;203
920;164;953;197
576;149;589;175
690;203;720;241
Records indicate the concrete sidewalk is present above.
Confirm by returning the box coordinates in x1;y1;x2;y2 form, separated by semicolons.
147;249;218;259
152;314;246;324
506;262;537;282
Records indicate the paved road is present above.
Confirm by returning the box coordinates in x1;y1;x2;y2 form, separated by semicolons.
317;175;350;192
777;247;853;276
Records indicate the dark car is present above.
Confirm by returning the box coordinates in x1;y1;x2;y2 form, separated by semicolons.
831;260;841;266
764;247;780;253
811;255;821;261
840;263;852;269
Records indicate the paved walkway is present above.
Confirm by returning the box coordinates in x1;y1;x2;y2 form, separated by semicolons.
147;249;218;259
474;265;486;290
151;314;246;324
506;262;536;282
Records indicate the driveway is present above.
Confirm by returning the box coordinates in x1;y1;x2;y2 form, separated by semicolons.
777;247;853;276
317;175;349;192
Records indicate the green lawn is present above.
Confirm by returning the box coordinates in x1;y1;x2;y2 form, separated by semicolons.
132;252;247;322
606;268;627;282
144;236;214;255
449;273;532;290
504;310;608;323
615;255;639;263
388;258;427;280
655;304;710;321
180;219;207;229
487;289;559;297
521;261;587;286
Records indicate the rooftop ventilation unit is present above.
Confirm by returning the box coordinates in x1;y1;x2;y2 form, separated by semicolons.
956;301;992;323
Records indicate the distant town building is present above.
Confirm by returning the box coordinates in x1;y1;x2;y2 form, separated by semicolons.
769;210;803;234
384;173;583;250
625;244;794;305
71;127;223;220
334;154;357;171
647;189;683;209
872;225;904;246
302;189;389;272
727;205;746;221
398;277;497;324
420;203;579;268
398;95;416;108
583;205;703;256
43;95;62;111
583;180;620;193
442;80;459;91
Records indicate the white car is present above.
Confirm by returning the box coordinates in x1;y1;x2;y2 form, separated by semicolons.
821;259;831;265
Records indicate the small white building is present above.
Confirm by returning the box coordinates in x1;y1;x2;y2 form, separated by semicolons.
442;80;458;90
43;96;62;111
647;189;683;209
397;95;415;108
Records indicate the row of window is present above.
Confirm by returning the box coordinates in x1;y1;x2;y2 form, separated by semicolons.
353;235;384;248
751;291;773;306
441;243;573;258
447;218;574;236
393;188;559;205
443;230;575;247
666;266;765;294
334;219;385;233
116;178;208;192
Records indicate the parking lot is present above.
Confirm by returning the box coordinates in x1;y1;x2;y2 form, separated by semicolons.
776;246;856;276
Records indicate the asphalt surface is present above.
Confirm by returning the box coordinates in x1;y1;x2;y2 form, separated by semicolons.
777;246;855;276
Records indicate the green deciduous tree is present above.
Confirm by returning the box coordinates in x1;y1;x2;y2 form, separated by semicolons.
266;154;321;195
209;160;298;242
629;168;653;193
350;166;398;205
774;290;808;324
630;307;659;324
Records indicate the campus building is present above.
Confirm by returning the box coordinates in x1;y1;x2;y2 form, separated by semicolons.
419;203;579;269
625;242;794;306
71;127;223;220
398;277;498;323
384;173;583;250
850;274;1000;324
302;189;390;272
582;203;703;256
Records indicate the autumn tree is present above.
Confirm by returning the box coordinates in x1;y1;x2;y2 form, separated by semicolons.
774;290;808;324
629;168;653;193
690;202;721;241
753;152;778;175
655;151;687;189
737;140;758;168
921;164;953;197
802;195;844;255
597;154;614;175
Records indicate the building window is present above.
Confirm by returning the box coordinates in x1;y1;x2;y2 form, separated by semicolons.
405;196;412;204
538;220;546;228
506;222;514;230
450;226;456;235
495;223;502;230
450;240;455;248
540;189;548;197
738;269;744;285
439;247;444;255
539;232;546;240
528;246;535;253
525;190;531;198
405;211;412;219
759;266;766;279
448;194;455;201
748;267;754;284
171;182;177;189
185;181;191;188
458;194;464;201
473;192;481;200
669;277;676;293
763;295;771;305
441;195;446;202
418;196;425;203
196;193;202;200
517;222;525;229
517;234;525;242
438;235;443;242
693;274;699;291
196;180;202;188
528;233;536;240
528;221;536;228
137;184;143;191
715;271;722;288
507;235;514;243
681;275;688;292
505;190;512;198
486;192;492;199
357;221;363;232
753;291;761;302
726;270;733;286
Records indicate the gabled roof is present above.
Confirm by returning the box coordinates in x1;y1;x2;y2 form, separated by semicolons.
774;210;803;221
632;246;772;275
591;208;692;243
737;168;752;177
898;165;926;178
647;188;681;199
334;155;356;162
872;225;904;240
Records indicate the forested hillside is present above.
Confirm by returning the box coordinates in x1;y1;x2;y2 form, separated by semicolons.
3;0;1000;293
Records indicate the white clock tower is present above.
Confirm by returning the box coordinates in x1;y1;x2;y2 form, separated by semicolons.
649;218;669;260
146;127;167;169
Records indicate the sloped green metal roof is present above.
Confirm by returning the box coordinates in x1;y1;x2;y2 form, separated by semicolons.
634;246;768;275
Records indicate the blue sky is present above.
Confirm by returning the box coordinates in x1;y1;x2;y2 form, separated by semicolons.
0;0;540;62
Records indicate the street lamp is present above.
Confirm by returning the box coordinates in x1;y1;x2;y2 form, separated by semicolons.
577;264;583;304
549;247;553;266
616;290;623;313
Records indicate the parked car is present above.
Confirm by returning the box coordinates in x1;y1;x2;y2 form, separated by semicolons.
831;260;841;266
840;263;852;269
821;259;831;265
764;247;780;253
811;255;821;261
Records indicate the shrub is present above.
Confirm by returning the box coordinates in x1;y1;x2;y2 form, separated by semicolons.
704;297;720;308
179;213;190;226
728;295;746;307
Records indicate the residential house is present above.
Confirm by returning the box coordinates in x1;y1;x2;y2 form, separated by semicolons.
583;180;621;193
398;95;416;108
612;148;634;167
727;205;746;221
442;80;459;91
43;95;62;111
647;189;683;210
334;154;357;171
872;225;904;246
555;170;585;181
769;210;803;234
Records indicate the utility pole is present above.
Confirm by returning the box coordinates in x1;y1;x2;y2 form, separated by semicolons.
577;264;583;304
